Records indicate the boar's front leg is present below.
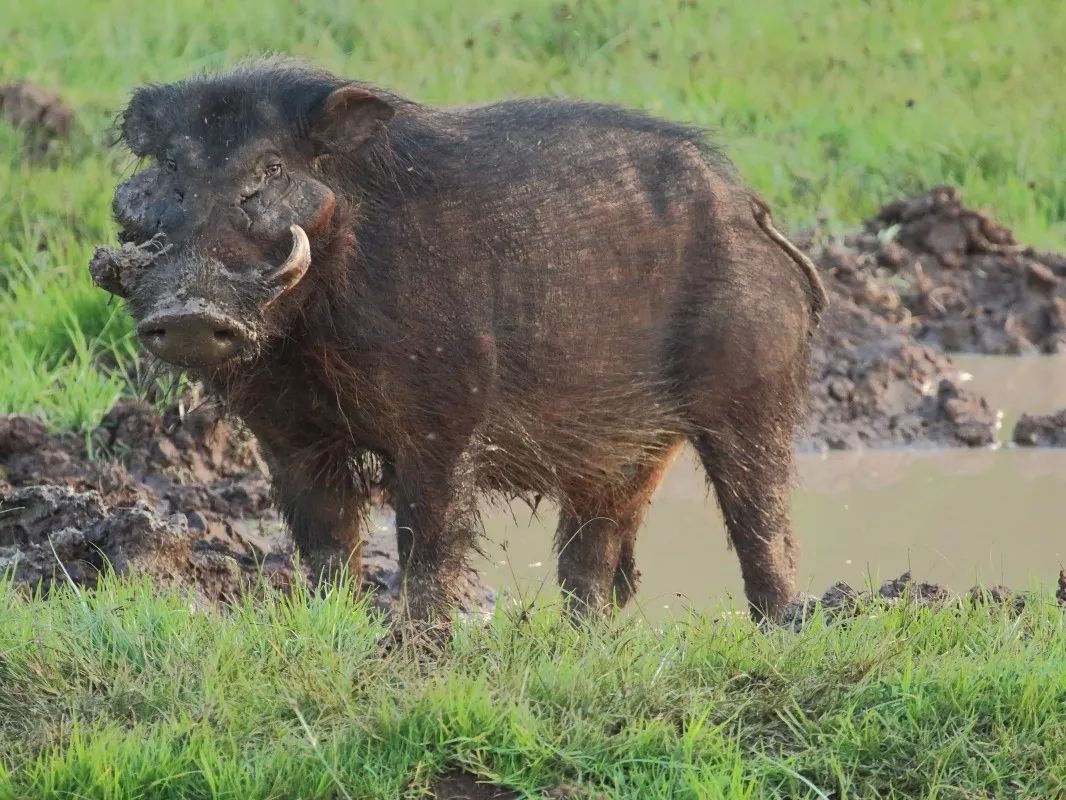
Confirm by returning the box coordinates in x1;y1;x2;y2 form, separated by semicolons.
268;446;371;586
391;447;480;624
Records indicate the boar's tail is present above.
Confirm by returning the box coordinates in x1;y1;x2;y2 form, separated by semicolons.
749;194;829;323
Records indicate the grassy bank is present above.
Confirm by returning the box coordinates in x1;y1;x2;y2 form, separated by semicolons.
1;577;1063;798
2;0;1065;430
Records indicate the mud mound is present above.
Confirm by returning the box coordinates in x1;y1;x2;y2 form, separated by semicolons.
800;186;1035;449
0;81;74;151
781;570;1064;632
1;400;271;534
1013;410;1066;447
817;186;1066;354
805;290;996;450
0;485;264;604
0;402;493;616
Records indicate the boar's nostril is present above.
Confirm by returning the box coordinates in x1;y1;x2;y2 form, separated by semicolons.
137;312;247;368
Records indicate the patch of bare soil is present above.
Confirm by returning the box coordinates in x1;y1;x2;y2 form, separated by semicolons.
0;401;493;615
781;570;1066;632
817;186;1066;355
0;81;74;151
429;771;520;800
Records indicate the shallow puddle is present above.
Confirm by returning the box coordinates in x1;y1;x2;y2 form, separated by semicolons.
474;355;1066;615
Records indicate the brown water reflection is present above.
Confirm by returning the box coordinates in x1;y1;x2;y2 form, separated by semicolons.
475;356;1066;615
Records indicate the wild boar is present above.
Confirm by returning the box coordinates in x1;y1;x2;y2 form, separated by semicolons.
91;60;827;623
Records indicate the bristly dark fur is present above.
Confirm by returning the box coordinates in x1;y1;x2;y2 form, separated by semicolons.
102;58;823;624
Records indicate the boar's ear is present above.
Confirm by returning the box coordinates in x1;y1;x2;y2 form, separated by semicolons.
310;84;394;155
121;84;172;157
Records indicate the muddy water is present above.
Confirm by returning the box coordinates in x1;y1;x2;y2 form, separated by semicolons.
474;356;1066;615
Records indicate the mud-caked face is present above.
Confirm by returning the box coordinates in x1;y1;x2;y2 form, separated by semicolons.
90;74;393;369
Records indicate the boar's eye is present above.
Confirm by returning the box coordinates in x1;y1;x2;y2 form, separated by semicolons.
265;162;282;179
165;157;177;172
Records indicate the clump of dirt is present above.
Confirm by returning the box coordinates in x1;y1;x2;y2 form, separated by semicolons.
780;570;1064;632
0;81;74;151
429;771;520;800
805;291;997;450
0;401;493;615
816;185;1066;354
1012;410;1066;447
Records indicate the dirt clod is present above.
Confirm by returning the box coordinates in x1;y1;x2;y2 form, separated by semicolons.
1012;410;1066;447
876;570;951;603
795;185;1066;448
0;81;74;150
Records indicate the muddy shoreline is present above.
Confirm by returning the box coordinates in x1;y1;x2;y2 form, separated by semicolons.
805;186;1066;450
0;401;492;615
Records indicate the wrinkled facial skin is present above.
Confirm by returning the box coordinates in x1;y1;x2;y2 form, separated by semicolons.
102;139;334;369
91;79;392;369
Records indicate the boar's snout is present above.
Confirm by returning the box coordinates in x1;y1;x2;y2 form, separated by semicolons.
137;307;249;367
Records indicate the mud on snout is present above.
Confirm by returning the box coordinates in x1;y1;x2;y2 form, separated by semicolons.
90;225;311;369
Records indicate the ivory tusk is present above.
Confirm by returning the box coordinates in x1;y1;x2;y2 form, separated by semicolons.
270;224;312;294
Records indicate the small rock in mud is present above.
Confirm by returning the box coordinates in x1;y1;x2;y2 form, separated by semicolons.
1012;410;1066;447
815;185;1066;355
0;81;74;150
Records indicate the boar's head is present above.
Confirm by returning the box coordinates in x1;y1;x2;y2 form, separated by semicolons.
91;64;394;369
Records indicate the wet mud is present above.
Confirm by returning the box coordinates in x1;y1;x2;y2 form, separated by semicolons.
0;401;492;615
801;186;1066;449
429;771;520;800
805;292;996;450
818;186;1066;355
781;569;1066;632
1013;410;1066;447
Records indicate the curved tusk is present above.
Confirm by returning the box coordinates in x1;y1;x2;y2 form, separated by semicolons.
270;224;312;295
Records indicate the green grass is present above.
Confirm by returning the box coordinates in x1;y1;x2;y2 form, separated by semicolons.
1;575;1064;799
2;0;1065;430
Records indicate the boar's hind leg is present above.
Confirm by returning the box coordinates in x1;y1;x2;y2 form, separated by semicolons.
556;445;680;617
272;452;371;587
692;411;798;623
